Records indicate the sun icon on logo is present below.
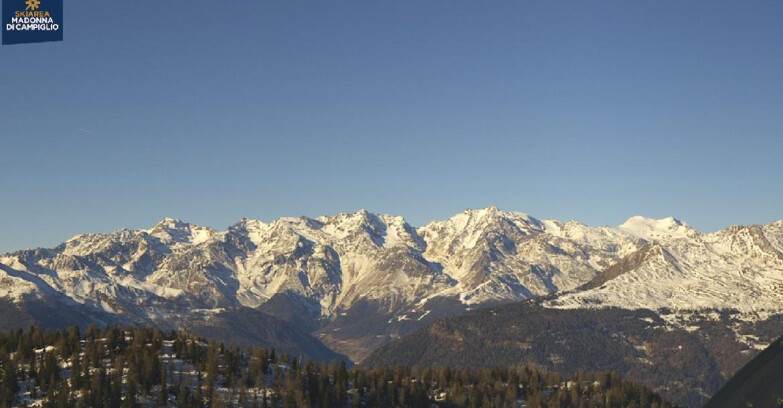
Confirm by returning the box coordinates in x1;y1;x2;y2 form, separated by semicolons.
25;0;41;11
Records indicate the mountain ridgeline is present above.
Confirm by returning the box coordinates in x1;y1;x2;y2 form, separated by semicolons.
0;207;647;361
3;208;783;406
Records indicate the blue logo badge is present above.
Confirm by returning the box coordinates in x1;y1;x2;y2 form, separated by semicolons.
2;0;62;45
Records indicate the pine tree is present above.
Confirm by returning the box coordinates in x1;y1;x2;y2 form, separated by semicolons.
157;363;168;407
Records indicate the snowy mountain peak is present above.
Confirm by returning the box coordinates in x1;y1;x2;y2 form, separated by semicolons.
231;217;265;230
154;217;188;228
322;209;378;223
418;207;551;255
462;206;520;221
147;218;218;245
319;210;381;232
473;205;501;216
229;218;269;245
446;207;543;230
618;215;696;241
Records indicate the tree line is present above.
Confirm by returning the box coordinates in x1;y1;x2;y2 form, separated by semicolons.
0;325;678;407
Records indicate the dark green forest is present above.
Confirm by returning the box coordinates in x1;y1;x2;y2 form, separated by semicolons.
364;304;778;407
0;325;676;408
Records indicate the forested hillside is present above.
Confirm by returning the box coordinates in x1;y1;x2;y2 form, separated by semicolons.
363;303;780;407
0;326;677;408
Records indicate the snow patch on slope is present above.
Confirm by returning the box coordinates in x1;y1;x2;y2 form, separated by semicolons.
548;224;783;317
618;216;696;241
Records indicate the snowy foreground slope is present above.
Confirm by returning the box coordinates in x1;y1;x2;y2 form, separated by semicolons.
2;207;783;362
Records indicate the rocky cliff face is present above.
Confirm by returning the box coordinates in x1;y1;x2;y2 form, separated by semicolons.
3;208;783;363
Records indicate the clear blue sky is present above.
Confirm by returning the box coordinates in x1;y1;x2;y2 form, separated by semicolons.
2;1;782;253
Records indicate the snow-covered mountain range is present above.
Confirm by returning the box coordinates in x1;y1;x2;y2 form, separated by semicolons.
2;207;782;361
550;217;783;316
